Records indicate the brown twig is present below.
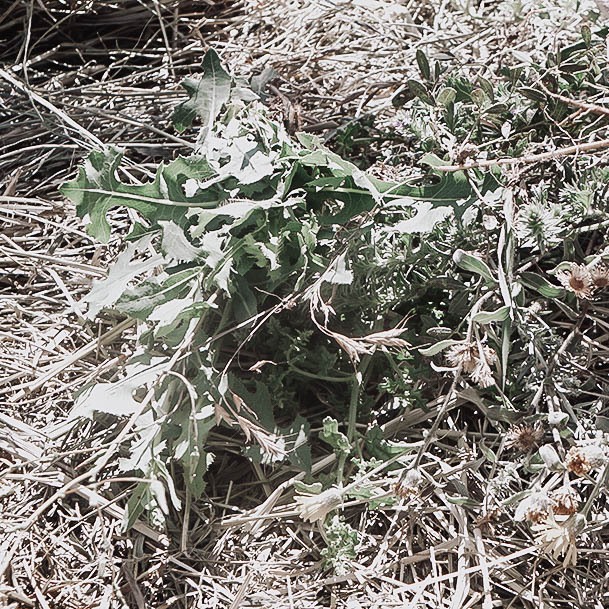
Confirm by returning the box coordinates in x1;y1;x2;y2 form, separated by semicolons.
432;137;609;172
538;82;609;118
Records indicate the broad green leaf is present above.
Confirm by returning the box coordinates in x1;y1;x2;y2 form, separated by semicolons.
453;249;496;284
117;268;201;320
232;276;258;322
416;49;431;80
436;87;457;106
472;306;511;324
172;49;232;135
519;272;565;298
418;339;462;357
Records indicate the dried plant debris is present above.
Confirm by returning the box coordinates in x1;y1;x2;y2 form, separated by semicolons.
2;1;609;609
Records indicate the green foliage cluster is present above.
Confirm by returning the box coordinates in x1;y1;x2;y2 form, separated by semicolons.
61;26;609;553
61;50;482;526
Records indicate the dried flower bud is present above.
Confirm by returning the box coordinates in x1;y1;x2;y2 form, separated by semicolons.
446;341;497;387
393;468;423;498
295;486;344;523
547;411;568;427
446;343;480;374
589;263;609;289
539;444;563;471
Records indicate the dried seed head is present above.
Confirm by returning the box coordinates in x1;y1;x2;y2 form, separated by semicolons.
505;423;544;453
474;508;501;534
393;468;424;498
446;341;497;387
295;486;343;523
551;486;580;517
566;444;607;476
532;515;578;566
455;143;479;164
556;263;593;299
515;489;556;523
470;358;496;388
446;343;480;373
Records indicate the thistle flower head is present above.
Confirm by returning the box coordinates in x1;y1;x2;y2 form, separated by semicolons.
551;485;580;516
515;201;564;249
446;342;480;373
505;423;544;452
470;358;496;388
556;263;593;299
446;341;497;387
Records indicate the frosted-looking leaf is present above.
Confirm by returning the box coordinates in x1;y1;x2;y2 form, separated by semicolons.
393;201;453;234
71;356;170;419
321;253;353;285
148;297;195;329
159;220;203;263
84;240;164;319
172;49;232;137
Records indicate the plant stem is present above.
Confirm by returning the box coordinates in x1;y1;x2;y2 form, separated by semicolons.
337;355;372;485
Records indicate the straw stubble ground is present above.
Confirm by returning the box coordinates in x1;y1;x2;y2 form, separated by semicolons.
1;1;607;607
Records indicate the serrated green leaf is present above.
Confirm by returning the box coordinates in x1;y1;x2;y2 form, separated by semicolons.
61;148;218;242
117;268;201;320
320;417;351;456
159;220;203;262
72;356;169;419
172;49;232;135
85;239;164;319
